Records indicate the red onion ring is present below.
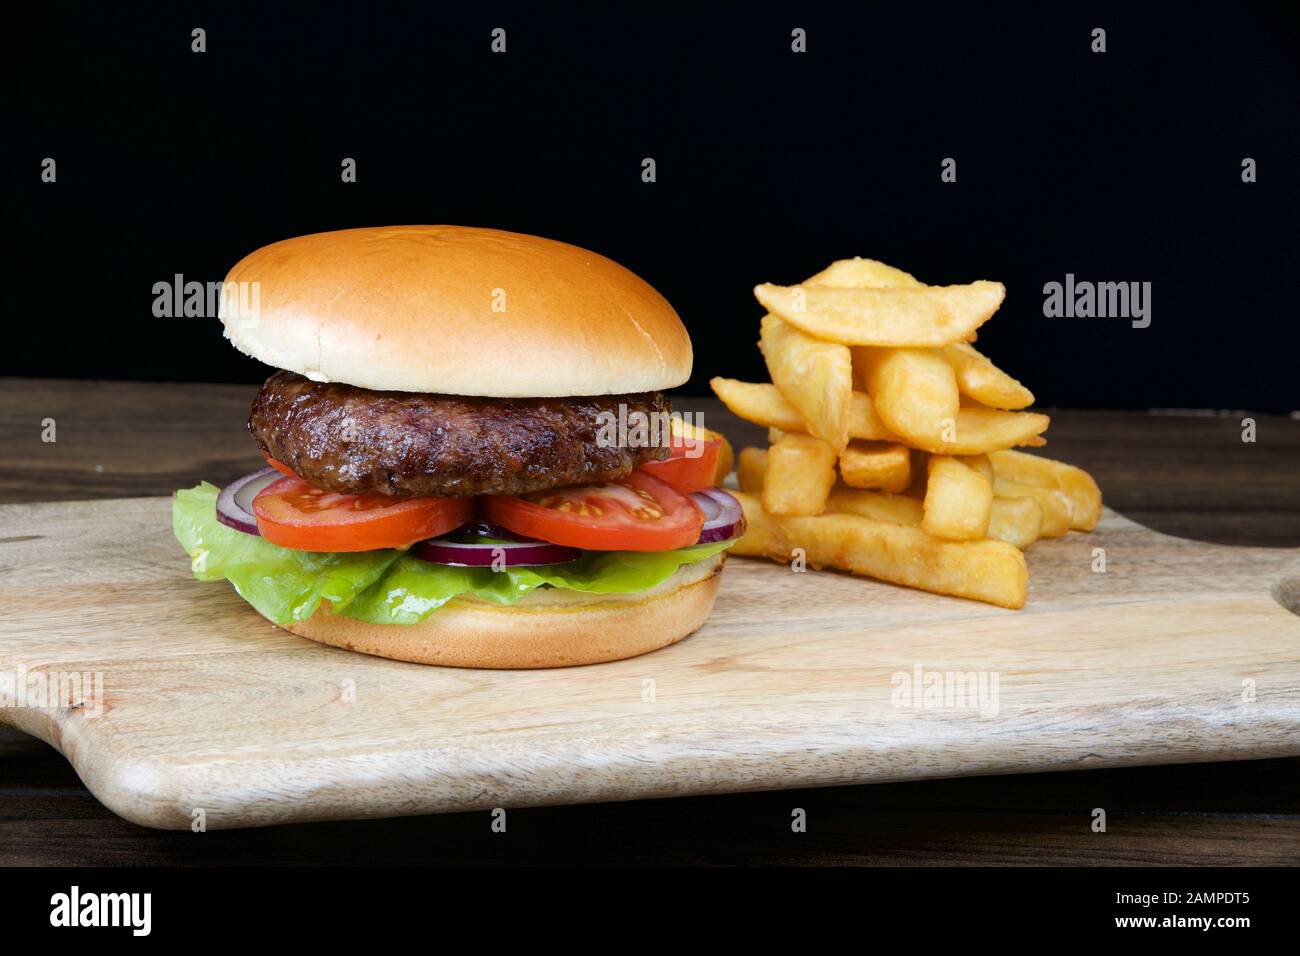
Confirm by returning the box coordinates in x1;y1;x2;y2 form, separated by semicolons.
691;488;746;544
215;466;280;536
415;537;580;567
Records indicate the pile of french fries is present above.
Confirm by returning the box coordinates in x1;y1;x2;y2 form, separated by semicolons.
712;257;1101;609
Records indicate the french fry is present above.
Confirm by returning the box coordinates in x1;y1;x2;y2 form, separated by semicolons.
754;281;1004;347
856;347;960;449
916;407;1050;455
993;477;1071;538
709;377;895;441
846;393;898;441
736;446;769;494
954;452;994;483
838;440;911;493
989;449;1102;531
747;448;923;526
712;377;810;432
759;314;852;452
670;416;734;485
825;485;925;525
988;494;1043;550
726;255;1101;611
922;456;993;541
803;257;923;289
939;342;1035;410
762;432;837;516
731;492;1028;609
729;492;791;561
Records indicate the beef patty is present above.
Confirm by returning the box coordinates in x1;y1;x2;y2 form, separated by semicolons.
248;371;671;498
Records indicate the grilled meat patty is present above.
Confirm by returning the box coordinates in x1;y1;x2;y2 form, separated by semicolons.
248;371;671;498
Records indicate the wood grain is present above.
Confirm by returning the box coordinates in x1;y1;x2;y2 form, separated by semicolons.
1;493;1297;830
2;379;1298;862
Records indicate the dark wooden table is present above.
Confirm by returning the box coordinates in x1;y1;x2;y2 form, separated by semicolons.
2;378;1298;865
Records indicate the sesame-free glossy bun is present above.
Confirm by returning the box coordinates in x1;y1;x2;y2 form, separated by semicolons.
219;225;692;397
281;554;725;668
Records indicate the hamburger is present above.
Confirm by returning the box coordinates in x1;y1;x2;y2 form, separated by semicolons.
172;226;744;668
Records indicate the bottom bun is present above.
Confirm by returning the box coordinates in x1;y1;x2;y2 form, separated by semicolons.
282;553;726;668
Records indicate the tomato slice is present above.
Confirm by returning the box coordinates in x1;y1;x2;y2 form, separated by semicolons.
637;436;721;494
483;470;704;552
252;476;474;552
263;452;297;477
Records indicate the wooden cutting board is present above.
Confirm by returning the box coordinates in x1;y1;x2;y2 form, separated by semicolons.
1;496;1298;830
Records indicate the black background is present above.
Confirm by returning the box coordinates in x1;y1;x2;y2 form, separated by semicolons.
0;865;1283;941
7;2;1299;409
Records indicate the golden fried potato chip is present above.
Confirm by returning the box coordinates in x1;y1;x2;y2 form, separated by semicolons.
992;477;1071;537
953;453;995;483
988;494;1043;550
990;450;1102;531
856;347;960;449
838;440;911;493
803;257;923;289
825;485;925;525
922;456;993;541
762;431;837;516
709;377;895;441
913;407;1051;455
759;314;852;452
754;281;1004;347
730;492;1028;609
736;446;769;495
940;342;1035;410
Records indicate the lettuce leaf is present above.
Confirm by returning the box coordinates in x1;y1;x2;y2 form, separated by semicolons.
173;482;732;626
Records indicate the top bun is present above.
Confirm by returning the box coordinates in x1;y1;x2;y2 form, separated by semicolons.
219;226;692;397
